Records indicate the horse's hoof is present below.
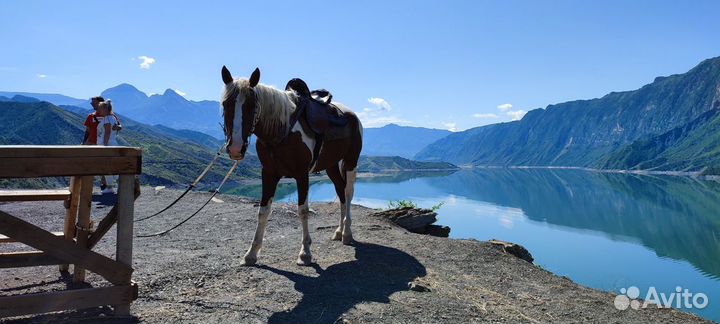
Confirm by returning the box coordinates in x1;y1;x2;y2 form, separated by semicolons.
296;253;313;266
241;255;257;266
331;230;342;241
342;235;354;245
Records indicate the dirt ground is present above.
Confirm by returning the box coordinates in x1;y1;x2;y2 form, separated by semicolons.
0;187;713;323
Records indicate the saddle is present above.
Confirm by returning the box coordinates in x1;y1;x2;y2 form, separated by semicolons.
285;78;349;135
286;78;350;171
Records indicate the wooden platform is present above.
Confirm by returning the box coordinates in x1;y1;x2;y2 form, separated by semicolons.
0;189;71;202
0;145;141;178
0;145;142;318
0;231;64;244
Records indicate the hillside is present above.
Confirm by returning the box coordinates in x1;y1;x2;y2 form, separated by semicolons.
358;156;458;172
0;101;260;188
362;124;451;159
416;57;720;171
602;104;720;172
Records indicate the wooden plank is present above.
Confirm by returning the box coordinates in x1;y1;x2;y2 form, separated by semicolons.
87;178;140;249
0;210;132;285
113;175;136;316
0;284;137;318
0;156;141;178
86;206;118;250
0;146;141;158
0;231;64;244
60;176;82;272
73;176;94;283
0;251;63;268
0;189;71;202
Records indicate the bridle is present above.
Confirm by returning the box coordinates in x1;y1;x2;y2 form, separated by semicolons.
226;87;262;155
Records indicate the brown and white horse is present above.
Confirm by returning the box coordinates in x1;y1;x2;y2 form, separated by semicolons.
221;66;363;266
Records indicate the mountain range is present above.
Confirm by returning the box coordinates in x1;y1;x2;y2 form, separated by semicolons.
2;85;223;138
2;85;453;159
361;124;450;159
416;56;720;173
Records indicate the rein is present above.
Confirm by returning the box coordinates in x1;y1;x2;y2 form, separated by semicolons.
137;160;240;238
136;143;227;223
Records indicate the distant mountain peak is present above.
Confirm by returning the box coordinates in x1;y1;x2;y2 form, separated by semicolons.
10;95;41;103
101;83;147;99
162;88;185;98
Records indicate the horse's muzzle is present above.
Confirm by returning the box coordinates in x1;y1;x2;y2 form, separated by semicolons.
227;142;247;161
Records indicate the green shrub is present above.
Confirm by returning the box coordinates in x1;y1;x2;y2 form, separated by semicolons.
387;199;417;209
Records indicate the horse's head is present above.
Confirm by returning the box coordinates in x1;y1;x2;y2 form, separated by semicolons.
221;66;261;160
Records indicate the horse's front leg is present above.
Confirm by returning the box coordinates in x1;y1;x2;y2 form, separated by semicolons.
241;170;281;266
296;174;313;266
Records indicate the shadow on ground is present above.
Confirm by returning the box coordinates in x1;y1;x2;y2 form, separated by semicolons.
1;272;138;324
92;193;117;207
261;242;427;324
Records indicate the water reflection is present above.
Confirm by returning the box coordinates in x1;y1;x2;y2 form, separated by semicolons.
430;169;720;280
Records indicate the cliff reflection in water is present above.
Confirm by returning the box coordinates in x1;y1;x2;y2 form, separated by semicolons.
428;169;720;280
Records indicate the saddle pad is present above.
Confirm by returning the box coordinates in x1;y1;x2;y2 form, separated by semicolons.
325;123;352;141
297;118;351;142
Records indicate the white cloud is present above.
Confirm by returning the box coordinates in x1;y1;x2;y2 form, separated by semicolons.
507;110;527;121
37;74;47;78
174;89;187;96
497;103;513;112
473;113;498;119
357;96;403;127
137;56;156;69
443;122;457;132
368;97;391;111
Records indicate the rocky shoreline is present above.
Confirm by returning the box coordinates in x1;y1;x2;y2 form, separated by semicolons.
0;187;713;323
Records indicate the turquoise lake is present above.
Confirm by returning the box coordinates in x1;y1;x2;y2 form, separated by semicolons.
227;169;720;322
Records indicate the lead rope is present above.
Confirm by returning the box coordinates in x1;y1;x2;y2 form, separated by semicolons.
135;143;227;223
137;160;239;238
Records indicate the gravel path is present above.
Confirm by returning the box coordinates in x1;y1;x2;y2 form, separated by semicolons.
0;187;713;323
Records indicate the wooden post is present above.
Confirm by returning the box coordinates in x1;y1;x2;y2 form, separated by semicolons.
72;176;94;283
60;176;81;272
114;174;135;316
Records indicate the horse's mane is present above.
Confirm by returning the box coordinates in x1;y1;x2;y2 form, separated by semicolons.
223;79;298;141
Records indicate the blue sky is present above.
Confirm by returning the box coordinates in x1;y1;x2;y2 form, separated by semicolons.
1;1;719;131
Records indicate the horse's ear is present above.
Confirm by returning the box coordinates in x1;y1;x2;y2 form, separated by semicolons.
249;68;260;88
221;65;233;85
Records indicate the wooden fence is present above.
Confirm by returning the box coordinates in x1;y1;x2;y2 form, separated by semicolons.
0;145;142;318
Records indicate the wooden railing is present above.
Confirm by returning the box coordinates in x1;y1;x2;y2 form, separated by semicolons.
0;145;142;318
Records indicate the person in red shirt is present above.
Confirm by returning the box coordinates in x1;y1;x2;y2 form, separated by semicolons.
82;96;104;145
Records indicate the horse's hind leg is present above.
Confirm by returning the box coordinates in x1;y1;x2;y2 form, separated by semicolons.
340;119;362;245
241;170;280;266
326;162;347;241
296;174;313;266
342;166;357;245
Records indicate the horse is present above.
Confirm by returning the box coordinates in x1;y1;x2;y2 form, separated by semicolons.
220;66;363;266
